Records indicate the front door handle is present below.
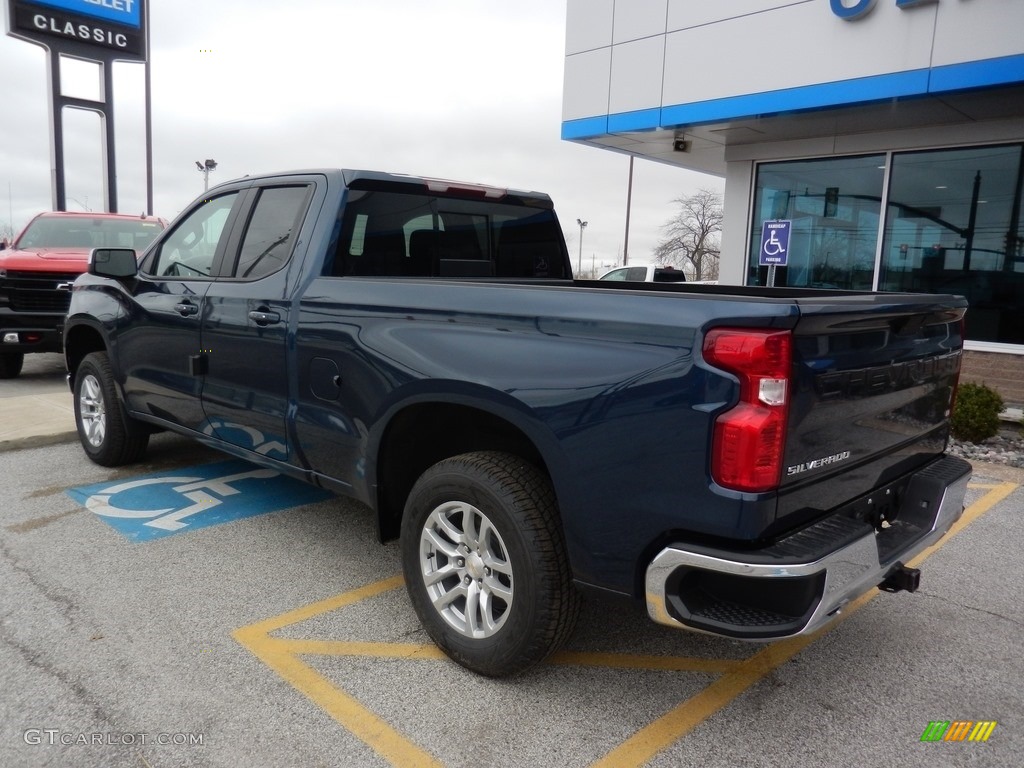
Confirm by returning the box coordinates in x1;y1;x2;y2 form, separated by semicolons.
249;309;281;326
174;302;199;316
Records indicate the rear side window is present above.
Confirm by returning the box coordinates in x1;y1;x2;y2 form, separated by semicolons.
233;185;311;280
327;189;566;279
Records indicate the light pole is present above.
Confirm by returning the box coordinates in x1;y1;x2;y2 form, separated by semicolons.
576;218;587;277
623;156;634;265
196;159;218;192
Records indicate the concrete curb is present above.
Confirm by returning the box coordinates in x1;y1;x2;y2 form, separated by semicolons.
0;431;79;453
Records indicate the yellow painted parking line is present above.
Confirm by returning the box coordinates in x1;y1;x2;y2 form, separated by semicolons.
233;578;742;767
591;596;875;768
551;651;739;674
237;574;405;636
264;639;739;673
233;479;1016;768
233;577;444;768
273;639;448;661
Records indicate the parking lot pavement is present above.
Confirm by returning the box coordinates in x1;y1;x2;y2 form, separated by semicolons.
0;353;76;450
1;426;1021;768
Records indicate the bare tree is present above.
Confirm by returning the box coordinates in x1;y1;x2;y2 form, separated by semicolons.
653;189;723;281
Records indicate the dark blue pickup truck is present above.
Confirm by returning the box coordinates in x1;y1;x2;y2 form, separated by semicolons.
64;169;972;676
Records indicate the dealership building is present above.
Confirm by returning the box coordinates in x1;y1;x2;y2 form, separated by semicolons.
562;0;1024;402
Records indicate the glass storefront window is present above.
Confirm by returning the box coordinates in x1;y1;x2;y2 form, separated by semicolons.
879;145;1024;345
749;144;1024;347
748;155;885;289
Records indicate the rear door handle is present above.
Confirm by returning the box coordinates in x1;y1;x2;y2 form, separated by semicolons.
174;302;199;316
248;309;281;326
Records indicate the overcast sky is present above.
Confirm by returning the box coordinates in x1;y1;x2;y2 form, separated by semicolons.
0;0;722;273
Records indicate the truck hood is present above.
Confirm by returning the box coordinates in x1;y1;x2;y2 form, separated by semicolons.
0;247;90;272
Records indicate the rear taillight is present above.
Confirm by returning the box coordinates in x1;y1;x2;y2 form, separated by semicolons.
703;328;793;493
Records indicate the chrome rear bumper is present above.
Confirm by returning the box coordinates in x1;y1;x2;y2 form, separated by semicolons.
645;456;972;639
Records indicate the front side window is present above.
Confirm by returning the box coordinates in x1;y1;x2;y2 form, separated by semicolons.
748;155;885;289
150;193;239;278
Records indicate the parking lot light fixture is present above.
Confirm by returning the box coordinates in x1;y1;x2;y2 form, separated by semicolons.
576;218;587;277
196;159;218;192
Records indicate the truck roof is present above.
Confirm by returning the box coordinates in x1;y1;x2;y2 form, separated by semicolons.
207;168;555;207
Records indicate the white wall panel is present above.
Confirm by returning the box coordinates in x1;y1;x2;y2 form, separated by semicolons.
562;48;612;122
667;0;805;32
609;37;665;114
612;0;668;44
662;2;935;107
565;0;615;54
932;0;1024;67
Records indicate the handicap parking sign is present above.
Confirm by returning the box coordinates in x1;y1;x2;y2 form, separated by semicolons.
760;220;791;266
67;459;333;542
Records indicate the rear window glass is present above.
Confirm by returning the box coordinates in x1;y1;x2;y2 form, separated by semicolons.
327;190;567;279
654;268;686;283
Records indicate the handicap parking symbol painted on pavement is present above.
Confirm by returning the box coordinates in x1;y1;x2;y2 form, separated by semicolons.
67;459;333;542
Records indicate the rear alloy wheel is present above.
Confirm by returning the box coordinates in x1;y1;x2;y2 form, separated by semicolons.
74;351;149;466
401;451;580;677
0;352;24;379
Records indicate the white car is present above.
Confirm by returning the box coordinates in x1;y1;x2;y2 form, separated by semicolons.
598;264;687;283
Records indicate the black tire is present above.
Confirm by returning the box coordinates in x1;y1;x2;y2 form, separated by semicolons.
401;451;581;677
0;352;24;379
73;351;149;466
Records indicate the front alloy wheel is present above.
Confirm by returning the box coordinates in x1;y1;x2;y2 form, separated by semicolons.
78;372;107;448
73;351;148;466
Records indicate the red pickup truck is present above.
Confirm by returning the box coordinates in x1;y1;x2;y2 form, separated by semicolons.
0;210;165;378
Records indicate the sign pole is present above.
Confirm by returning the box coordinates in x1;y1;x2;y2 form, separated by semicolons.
7;0;149;215
144;3;153;215
102;58;117;213
45;47;65;211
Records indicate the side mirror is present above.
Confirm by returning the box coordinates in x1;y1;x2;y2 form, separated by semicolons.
0;238;8;251
89;247;138;279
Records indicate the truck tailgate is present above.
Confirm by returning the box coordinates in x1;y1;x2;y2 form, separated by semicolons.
775;294;966;533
